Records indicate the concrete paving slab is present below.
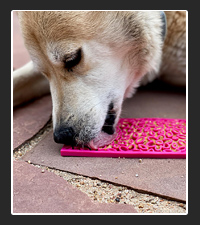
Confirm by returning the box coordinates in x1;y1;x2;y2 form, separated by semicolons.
122;80;186;119
13;95;52;149
22;131;186;202
13;160;137;213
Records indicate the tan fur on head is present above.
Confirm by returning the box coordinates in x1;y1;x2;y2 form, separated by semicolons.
18;11;164;93
15;11;186;148
160;11;186;86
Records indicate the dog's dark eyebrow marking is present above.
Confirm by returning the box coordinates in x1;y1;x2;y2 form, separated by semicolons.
63;48;81;62
63;48;82;70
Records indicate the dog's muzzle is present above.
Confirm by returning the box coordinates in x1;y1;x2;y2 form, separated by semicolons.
88;102;117;149
53;102;117;149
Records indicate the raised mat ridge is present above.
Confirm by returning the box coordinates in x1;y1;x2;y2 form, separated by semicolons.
61;118;186;158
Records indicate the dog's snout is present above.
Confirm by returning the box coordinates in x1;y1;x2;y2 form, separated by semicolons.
54;126;76;145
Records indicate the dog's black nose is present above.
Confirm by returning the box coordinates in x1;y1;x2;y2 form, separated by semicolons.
54;126;76;145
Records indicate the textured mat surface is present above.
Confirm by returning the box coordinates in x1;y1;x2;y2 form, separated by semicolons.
61;118;186;158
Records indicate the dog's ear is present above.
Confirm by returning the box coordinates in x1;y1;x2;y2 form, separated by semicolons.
160;11;167;42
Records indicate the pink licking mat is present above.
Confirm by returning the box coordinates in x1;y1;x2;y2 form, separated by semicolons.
61;118;186;158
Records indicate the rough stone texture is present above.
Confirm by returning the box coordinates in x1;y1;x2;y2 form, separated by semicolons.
22;131;186;202
13;95;52;149
13;160;137;213
122;80;186;119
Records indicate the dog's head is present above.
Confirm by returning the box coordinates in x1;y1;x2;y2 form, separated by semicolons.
18;11;164;148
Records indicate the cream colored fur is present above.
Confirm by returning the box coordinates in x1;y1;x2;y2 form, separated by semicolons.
13;11;186;147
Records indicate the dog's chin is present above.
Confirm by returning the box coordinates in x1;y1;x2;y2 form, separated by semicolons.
87;131;117;149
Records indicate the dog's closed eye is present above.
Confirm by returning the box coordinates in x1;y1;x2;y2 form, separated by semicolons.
63;48;82;72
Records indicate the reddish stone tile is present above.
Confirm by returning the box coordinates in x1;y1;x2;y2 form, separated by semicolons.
13;160;137;213
22;131;186;202
13;95;52;149
122;80;186;119
13;11;30;69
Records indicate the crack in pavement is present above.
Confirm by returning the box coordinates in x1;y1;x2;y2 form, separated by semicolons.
13;117;186;214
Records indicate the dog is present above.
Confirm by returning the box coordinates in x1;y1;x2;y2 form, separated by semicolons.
13;11;186;149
